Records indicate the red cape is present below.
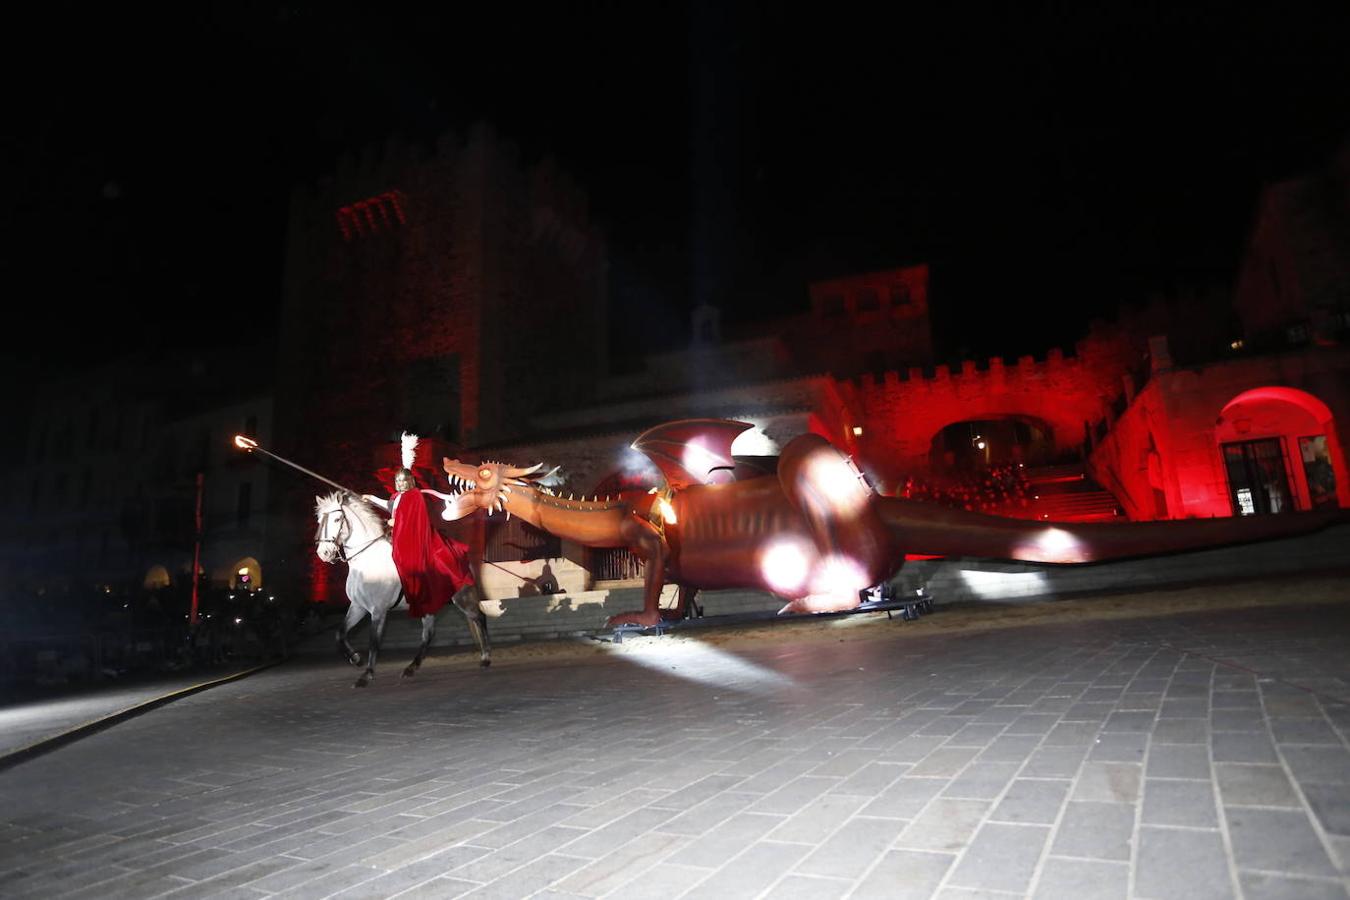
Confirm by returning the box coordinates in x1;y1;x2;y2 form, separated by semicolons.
390;490;475;617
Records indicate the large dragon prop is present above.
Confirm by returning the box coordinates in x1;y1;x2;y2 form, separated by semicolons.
441;419;1342;627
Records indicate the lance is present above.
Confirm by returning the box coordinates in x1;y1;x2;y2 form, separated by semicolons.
233;436;360;496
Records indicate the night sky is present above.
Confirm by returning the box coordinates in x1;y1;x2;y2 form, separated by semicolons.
3;3;1348;387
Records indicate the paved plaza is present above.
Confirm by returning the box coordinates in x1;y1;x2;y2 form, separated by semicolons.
1;584;1348;899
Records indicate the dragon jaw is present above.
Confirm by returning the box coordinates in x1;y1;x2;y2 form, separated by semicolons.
442;457;549;518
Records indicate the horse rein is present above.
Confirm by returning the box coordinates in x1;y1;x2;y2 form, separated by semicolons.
315;503;388;563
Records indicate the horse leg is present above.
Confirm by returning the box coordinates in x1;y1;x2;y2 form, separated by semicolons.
454;585;491;667
355;607;386;688
337;603;364;667
402;613;436;679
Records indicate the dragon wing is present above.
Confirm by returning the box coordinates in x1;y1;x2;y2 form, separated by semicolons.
631;419;754;490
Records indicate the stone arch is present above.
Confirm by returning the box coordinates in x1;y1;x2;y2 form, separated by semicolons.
230;557;263;590
927;413;1057;473
1216;386;1348;513
143;564;172;590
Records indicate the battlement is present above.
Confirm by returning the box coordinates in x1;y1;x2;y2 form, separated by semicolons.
295;124;599;242
856;345;1085;393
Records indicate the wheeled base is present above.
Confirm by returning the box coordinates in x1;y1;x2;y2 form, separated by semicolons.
607;590;937;643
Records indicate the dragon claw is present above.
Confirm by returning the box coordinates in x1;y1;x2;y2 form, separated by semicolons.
606;610;663;628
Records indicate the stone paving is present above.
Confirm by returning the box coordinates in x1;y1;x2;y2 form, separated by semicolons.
0;598;1348;899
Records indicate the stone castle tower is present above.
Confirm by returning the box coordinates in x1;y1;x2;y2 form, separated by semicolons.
270;124;608;592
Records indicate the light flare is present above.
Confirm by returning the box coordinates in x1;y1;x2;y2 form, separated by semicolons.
798;449;871;517
730;426;779;456
681;439;727;484
234;435;257;450
600;637;794;693
959;569;1050;600
656;497;677;524
808;553;870;600
1014;527;1088;563
760;537;813;594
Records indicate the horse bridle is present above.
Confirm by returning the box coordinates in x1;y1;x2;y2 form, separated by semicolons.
315;500;387;563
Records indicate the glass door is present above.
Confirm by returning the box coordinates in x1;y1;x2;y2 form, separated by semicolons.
1222;438;1293;515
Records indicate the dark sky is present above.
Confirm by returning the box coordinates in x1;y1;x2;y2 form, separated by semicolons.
3;2;1348;382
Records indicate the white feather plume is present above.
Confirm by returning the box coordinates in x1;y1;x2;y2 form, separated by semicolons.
401;432;419;470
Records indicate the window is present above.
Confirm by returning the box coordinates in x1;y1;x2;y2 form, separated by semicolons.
890;284;911;307
1299;436;1338;510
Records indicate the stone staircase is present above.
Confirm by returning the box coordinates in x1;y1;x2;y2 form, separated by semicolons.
1024;463;1122;522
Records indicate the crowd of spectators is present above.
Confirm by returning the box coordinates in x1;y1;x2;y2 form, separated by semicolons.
896;463;1034;516
0;583;314;694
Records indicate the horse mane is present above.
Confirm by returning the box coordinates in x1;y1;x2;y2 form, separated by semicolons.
315;491;386;535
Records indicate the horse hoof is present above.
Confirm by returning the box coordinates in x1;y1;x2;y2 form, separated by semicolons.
480;659;491;668
401;666;417;679
354;676;371;688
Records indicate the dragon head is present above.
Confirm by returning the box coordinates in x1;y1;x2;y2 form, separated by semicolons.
442;457;556;517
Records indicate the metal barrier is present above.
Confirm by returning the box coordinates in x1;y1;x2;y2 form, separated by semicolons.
589;547;644;582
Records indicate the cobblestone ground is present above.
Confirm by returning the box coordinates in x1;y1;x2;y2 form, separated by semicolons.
0;596;1348;899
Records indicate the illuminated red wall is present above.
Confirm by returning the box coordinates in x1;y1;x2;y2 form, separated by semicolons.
1089;348;1350;519
853;326;1136;489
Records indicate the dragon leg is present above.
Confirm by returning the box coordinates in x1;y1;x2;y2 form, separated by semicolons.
606;516;669;628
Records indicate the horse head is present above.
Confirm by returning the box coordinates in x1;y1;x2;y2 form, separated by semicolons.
442;457;557;517
314;493;347;563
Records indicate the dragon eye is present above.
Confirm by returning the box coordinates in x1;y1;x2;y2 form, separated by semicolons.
480;468;491;480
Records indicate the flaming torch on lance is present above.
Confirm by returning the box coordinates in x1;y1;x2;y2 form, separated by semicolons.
233;436;359;496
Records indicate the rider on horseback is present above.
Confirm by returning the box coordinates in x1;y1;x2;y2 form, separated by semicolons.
363;435;476;620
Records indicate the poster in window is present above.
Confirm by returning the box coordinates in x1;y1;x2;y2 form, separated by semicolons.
1299;435;1338;510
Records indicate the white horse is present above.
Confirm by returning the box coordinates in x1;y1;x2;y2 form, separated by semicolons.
315;492;491;688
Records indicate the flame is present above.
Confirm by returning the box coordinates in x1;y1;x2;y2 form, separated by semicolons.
234;435;258;450
657;497;677;525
